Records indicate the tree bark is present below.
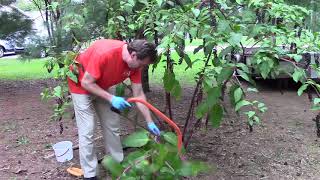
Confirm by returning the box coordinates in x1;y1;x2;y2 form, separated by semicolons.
141;66;150;92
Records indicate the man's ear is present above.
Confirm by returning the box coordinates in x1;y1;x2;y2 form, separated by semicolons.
130;51;137;58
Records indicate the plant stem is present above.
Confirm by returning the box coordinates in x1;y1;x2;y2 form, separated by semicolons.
182;49;213;144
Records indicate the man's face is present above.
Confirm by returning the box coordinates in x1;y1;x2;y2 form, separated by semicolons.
127;51;151;69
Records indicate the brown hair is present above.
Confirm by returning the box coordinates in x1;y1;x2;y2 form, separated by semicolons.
127;40;157;63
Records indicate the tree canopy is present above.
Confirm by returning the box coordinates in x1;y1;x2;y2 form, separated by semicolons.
0;1;32;39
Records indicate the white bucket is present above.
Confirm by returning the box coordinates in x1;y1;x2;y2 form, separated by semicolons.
52;141;73;162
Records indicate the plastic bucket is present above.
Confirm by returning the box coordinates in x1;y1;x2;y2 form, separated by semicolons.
52;141;73;162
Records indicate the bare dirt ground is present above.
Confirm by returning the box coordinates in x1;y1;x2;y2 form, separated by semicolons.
0;79;320;180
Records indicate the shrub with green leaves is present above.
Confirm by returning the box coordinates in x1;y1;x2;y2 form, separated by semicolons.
102;130;211;179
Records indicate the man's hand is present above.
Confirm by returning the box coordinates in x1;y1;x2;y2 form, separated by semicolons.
111;96;131;110
147;122;161;136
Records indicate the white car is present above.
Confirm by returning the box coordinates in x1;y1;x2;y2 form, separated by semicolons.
0;38;24;58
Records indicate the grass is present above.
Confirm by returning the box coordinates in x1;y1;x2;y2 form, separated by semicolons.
1;54;205;85
149;52;205;85
0;57;53;80
185;39;203;46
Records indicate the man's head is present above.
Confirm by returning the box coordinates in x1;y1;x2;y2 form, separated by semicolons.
126;39;157;69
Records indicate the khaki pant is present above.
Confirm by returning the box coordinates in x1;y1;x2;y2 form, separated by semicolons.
71;93;123;178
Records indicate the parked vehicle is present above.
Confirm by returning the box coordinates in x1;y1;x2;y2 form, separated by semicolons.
0;38;24;58
235;46;320;79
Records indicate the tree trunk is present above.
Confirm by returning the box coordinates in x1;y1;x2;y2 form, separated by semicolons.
141;66;150;92
311;0;317;33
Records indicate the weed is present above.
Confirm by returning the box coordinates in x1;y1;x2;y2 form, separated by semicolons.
16;136;30;145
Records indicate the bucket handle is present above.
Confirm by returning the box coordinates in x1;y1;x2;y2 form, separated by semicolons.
56;148;70;157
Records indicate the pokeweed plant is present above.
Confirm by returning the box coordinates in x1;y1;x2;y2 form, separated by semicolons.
102;129;211;179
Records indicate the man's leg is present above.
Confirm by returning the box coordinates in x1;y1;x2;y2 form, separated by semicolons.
93;97;124;162
71;93;98;178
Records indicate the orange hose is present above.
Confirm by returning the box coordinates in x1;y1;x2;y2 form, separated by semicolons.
127;98;183;154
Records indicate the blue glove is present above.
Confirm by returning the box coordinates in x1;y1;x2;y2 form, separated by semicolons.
147;122;161;136
111;96;131;110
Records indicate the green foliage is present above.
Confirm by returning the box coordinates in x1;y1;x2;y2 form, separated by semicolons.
103;130;211;179
0;4;32;39
122;130;150;148
16;136;29;145
41;52;78;121
16;0;42;11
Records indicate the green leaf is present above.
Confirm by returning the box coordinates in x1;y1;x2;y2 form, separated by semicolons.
66;71;78;83
50;2;59;10
123;150;146;167
195;102;208;119
102;155;124;177
217;20;231;33
293;54;302;62
189;28;198;38
258;102;265;108
314;98;320;105
259;61;271;79
235;100;252;112
193;45;203;54
236;0;243;4
228;33;242;46
163;70;175;92
238;70;253;84
156;0;163;7
151;145;169;173
209;104;223;128
178;161;210;176
184;54;192;68
122;130;149;148
292;69;303;83
247;87;258;92
163;132;178;146
311;105;320;111
128;0;135;6
236;63;250;73
53;86;62;98
206;86;222;108
128;24;135;30
253;116;260;123
234;87;243;103
192;8;200;18
245;111;255;118
297;84;308;96
171;80;182;100
229;84;240;107
121;177;137;180
220;46;233;59
248;119;254;126
116;83;126;96
216;67;233;84
204;41;215;57
117;16;125;21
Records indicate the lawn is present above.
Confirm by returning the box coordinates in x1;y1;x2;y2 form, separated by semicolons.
0;53;205;85
0;57;53;80
149;52;205;85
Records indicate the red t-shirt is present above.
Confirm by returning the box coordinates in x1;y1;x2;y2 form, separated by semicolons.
68;39;141;94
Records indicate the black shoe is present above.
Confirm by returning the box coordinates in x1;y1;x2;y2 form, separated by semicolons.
83;177;98;180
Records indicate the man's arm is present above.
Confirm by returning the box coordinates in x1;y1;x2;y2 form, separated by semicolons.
131;83;153;123
81;72;113;102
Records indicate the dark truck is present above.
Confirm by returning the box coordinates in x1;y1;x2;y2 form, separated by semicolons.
235;46;320;79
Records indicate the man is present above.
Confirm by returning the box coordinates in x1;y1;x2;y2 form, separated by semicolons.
67;39;160;180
